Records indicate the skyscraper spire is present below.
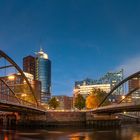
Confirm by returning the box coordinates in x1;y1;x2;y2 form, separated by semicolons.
40;44;43;52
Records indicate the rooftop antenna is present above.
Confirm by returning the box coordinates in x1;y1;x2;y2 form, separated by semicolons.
40;44;43;52
35;40;43;55
39;38;43;52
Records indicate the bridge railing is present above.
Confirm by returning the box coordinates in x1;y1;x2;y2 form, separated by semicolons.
0;92;45;110
0;93;19;104
95;102;138;111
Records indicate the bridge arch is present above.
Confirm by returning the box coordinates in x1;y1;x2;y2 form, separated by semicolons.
98;71;140;107
0;50;38;106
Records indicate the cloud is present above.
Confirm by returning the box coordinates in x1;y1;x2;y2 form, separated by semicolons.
116;56;140;77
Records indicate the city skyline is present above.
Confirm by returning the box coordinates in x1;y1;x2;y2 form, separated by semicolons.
1;0;140;95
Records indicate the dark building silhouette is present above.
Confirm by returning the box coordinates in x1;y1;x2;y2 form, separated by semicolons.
23;56;36;79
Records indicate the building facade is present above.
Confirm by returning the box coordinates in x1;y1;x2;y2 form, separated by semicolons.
128;77;140;101
35;49;51;103
74;84;111;99
0;73;41;104
73;70;124;104
53;95;73;110
75;69;124;96
23;56;36;79
129;77;140;91
98;69;124;95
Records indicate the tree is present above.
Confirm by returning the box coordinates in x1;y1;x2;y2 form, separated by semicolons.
86;88;110;109
86;93;98;109
74;94;85;110
48;97;60;109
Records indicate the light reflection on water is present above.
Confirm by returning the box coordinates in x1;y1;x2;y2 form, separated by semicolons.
0;125;140;140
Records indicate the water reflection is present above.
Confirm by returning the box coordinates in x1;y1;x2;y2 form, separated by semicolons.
0;125;140;140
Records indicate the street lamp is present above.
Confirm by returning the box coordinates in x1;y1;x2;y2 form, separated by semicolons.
21;93;27;97
121;95;125;100
8;75;15;80
123;111;126;114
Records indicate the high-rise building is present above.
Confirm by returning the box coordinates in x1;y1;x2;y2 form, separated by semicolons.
35;48;51;103
23;56;36;79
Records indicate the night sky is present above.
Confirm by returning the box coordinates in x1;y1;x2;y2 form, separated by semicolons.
1;0;140;96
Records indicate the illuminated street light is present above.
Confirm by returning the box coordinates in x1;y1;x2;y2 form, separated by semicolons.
123;111;126;114
21;93;27;97
8;75;15;80
121;95;125;100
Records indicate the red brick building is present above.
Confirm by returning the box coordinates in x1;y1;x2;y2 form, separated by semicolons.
53;95;73;110
0;73;41;104
23;56;36;79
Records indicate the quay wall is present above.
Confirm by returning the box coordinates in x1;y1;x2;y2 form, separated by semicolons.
17;111;120;127
0;111;121;127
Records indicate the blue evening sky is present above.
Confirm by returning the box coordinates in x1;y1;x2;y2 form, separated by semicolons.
0;0;140;96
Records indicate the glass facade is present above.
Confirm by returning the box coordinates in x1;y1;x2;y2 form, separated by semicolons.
36;49;51;103
75;69;124;95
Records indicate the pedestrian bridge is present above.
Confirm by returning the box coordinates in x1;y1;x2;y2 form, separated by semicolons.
91;103;140;114
0;50;45;114
0;49;140;115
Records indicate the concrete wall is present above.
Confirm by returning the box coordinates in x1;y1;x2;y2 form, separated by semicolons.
0;111;121;127
86;112;121;127
46;111;85;122
17;111;86;127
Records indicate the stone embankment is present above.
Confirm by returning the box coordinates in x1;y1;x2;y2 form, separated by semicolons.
0;111;121;128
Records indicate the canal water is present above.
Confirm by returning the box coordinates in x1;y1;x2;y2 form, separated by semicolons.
0;125;140;140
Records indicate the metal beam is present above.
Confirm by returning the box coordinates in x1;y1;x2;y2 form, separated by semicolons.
98;71;140;107
0;65;13;70
0;78;21;103
93;104;140;114
0;50;38;106
118;87;139;104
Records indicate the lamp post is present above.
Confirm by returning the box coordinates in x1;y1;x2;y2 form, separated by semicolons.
21;93;27;98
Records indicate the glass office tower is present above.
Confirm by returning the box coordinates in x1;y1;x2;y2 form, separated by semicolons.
36;48;51;103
